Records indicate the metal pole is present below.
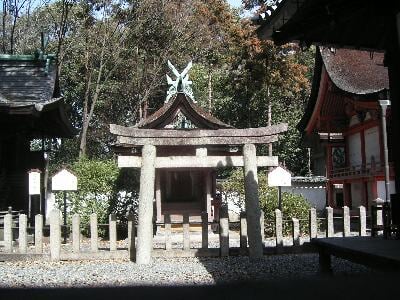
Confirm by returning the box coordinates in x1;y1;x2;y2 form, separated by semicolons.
379;100;391;238
63;190;67;244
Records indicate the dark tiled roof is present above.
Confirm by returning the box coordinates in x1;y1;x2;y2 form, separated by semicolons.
0;54;58;108
320;47;389;95
0;54;75;137
136;93;233;129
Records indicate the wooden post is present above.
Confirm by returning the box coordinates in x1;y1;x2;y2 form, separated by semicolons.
165;214;172;250
136;144;156;264
109;214;117;252
19;214;27;254
50;209;61;261
128;213;136;261
309;208;317;239
219;206;229;257
4;213;12;253
35;214;43;254
183;214;190;250
359;206;367;236
326;207;334;238
155;171;161;222
275;209;283;247
72;214;80;253
201;212;208;249
90;213;98;253
343;206;350;237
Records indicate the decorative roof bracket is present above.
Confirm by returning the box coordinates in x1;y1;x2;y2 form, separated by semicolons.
166;60;196;103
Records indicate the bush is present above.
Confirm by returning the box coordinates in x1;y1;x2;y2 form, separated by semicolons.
221;168;311;236
55;158;119;235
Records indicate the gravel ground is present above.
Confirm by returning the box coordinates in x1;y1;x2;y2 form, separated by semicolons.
0;254;380;288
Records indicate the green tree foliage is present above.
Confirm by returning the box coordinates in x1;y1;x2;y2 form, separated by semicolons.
55;158;119;233
221;168;311;235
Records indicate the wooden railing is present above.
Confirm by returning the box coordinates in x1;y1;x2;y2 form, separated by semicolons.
330;161;394;178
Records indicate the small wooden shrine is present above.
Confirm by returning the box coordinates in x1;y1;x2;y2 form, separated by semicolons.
0;54;75;216
110;61;287;263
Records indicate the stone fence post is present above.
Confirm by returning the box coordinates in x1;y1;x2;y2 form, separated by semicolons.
275;209;283;247
128;214;136;260
165;214;172;251
326;207;334;238
240;211;248;252
90;213;98;253
201;212;208;249
343;206;350;237
260;211;265;243
72;214;80;253
309;208;317;239
35;214;43;254
18;214;27;254
109;214;117;252
183;214;190;251
4;213;12;253
359;206;367;236
292;218;300;246
50;209;61;261
219;206;229;257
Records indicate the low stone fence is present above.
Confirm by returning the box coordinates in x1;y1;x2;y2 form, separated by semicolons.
0;206;374;261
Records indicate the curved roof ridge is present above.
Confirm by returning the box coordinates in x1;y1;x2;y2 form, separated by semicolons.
136;93;233;129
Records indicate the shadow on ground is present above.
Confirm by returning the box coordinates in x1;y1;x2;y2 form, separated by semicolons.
1;273;399;300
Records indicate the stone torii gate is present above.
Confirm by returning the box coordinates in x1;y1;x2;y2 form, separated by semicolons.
110;62;287;264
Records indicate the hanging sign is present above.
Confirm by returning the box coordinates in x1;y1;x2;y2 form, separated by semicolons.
29;170;41;195
51;168;78;191
268;166;292;187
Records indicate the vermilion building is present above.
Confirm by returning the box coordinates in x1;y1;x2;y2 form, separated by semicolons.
298;47;395;212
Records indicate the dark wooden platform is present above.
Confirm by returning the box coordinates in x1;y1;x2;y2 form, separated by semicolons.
312;236;400;272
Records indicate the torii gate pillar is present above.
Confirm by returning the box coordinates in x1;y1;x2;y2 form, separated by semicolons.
136;144;156;264
243;143;263;258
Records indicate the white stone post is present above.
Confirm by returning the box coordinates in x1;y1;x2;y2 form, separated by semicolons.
219;206;229;257
243;143;263;258
109;214;117;252
292;218;300;246
165;214;172;251
4;213;12;253
18;214;27;254
128;214;136;260
309;208;317;239
260;210;265;243
90;213;98;252
50;209;61;261
201;212;208;249
35;214;43;254
136;144;156;264
72;214;80;253
359;206;367;236
240;211;248;251
326;207;334;238
343;206;350;237
275;209;283;247
183;214;190;250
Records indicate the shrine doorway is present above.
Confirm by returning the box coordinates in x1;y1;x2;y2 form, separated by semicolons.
159;169;207;222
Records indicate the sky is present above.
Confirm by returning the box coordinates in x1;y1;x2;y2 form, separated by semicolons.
227;0;243;8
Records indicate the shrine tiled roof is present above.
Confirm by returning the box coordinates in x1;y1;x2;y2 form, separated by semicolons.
136;93;233;129
0;54;75;137
320;47;389;95
0;54;59;108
